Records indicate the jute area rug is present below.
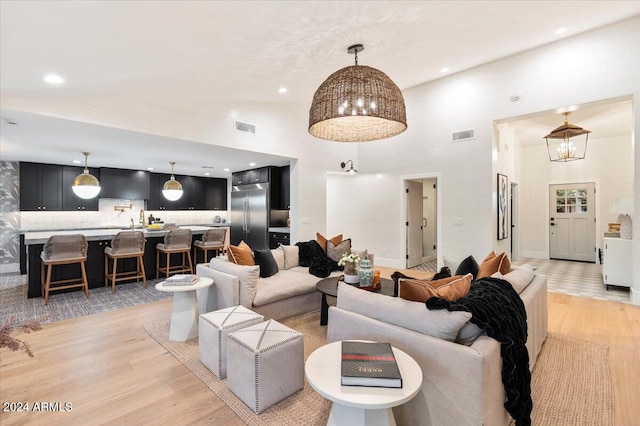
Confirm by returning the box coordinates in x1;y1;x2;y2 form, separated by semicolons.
145;314;614;426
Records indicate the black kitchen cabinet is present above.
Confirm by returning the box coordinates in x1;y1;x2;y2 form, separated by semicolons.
61;166;100;211
232;170;250;185
100;167;150;200
206;178;227;210
269;232;290;249
232;167;269;186
176;175;207;210
270;165;290;210
147;173;177;210
19;162;63;211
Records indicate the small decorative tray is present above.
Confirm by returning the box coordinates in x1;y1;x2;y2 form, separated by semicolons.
337;275;381;291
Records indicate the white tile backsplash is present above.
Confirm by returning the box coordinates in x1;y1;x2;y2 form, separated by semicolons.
20;199;228;231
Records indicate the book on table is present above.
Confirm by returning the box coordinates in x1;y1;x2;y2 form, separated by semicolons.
341;341;403;388
164;274;200;286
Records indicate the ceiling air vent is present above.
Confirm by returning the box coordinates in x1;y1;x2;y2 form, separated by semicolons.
451;129;475;142
234;120;256;135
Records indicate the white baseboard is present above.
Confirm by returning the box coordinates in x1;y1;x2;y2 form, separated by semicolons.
521;251;547;259
630;287;640;306
375;257;405;269
0;263;20;274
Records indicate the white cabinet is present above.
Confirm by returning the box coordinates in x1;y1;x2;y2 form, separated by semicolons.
602;237;633;289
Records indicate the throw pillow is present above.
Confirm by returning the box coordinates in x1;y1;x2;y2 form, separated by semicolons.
492;263;534;294
455;255;479;280
431;266;452;280
227;240;255;266
280;244;299;269
254;248;279;278
316;233;343;253
337;283;472;342
209;258;260;308
296;240;325;267
477;251;510;278
327;238;352;263
399;274;472;302
270;246;285;270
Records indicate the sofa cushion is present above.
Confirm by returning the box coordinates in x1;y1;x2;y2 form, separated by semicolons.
280;245;299;269
316;233;343;253
252;269;340;306
399;274;472;302
209;258;260;308
477;251;510;278
271;246;285;271
455;255;479;280
254;249;279;278
492;264;535;294
337;283;471;342
327;238;351;263
227;241;255;266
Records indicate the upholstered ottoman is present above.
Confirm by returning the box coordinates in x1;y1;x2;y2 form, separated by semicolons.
227;319;304;413
199;305;264;379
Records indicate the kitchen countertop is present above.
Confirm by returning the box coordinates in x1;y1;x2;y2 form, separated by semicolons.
24;225;217;245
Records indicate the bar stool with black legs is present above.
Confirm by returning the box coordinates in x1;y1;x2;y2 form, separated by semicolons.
193;228;227;266
40;234;89;305
104;230;146;293
156;228;193;278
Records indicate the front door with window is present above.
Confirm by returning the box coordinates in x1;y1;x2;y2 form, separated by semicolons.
549;183;595;262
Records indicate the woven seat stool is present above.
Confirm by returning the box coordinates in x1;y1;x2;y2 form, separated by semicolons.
104;231;146;293
227;319;304;413
156;228;193;278
40;234;89;305
199;305;264;379
194;228;227;264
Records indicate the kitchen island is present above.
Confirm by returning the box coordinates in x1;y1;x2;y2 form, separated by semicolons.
24;226;223;298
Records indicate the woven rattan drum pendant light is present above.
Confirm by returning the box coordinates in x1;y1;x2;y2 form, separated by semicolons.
309;44;407;142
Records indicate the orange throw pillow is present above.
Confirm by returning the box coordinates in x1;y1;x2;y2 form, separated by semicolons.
227;240;255;266
316;233;343;253
477;251;510;278
399;274;472;302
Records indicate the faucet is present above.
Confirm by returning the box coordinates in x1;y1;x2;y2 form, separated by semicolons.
139;209;145;227
130;218;135;229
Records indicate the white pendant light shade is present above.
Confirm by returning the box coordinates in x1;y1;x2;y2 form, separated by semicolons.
162;162;183;201
72;152;101;199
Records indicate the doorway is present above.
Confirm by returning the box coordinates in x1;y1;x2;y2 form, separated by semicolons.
549;182;596;262
405;177;438;269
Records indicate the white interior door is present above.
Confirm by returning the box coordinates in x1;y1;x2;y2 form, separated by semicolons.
549;182;595;262
510;182;519;261
406;180;423;268
422;178;437;261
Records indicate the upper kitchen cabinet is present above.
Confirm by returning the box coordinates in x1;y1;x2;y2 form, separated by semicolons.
205;178;228;211
270;165;290;210
147;173;177;210
232;167;269;185
176;175;207;210
100;168;150;200
19;162;62;211
61;166;100;211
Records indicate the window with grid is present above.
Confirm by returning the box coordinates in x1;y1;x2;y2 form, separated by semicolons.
555;188;588;213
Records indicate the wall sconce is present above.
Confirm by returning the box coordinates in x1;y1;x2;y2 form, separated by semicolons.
340;160;358;175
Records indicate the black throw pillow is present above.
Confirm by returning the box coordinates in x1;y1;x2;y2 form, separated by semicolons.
295;240;325;267
456;255;479;280
254;249;279;278
432;266;452;280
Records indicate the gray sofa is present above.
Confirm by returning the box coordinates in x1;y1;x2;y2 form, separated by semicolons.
327;268;548;426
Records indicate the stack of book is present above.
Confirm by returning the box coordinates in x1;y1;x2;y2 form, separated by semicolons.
341;341;403;388
164;274;200;286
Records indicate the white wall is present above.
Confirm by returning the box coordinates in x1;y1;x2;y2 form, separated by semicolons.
516;133;633;259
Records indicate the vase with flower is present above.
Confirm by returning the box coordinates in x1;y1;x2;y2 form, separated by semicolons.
338;252;360;285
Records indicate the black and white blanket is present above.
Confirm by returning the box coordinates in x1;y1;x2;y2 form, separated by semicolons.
426;277;532;426
295;240;340;278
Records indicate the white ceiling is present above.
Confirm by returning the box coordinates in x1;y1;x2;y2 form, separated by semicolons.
1;1;639;176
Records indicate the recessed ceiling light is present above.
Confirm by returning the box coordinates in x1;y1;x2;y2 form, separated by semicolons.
204;172;210;176
249;162;256;166
147;167;154;171
72;160;81;164
43;74;65;84
440;67;449;73
278;87;288;94
223;168;230;172
555;27;568;35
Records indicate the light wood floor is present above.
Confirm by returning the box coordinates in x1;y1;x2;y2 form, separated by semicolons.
1;268;639;425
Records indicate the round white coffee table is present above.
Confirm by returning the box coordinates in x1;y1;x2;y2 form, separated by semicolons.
305;341;422;426
155;277;214;341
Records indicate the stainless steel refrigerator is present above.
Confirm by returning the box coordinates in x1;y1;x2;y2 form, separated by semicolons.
230;183;269;249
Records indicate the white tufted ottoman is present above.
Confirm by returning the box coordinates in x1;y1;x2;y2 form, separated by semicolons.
227;319;304;413
199;305;264;379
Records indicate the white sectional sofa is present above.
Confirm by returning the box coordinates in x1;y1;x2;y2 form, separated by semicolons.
195;245;342;320
327;267;548;426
